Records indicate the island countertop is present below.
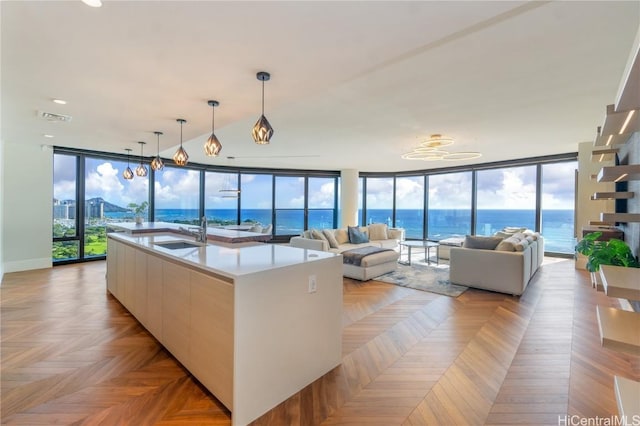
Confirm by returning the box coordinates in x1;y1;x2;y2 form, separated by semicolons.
108;221;272;244
108;232;337;279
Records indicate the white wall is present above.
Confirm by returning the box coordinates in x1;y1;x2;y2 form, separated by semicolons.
2;142;53;273
0;139;4;282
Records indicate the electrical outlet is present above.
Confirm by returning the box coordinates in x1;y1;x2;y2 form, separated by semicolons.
308;275;317;293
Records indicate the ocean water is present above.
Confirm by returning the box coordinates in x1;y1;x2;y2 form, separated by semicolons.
105;208;575;253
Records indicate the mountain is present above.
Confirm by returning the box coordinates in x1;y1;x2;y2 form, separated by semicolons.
86;197;129;213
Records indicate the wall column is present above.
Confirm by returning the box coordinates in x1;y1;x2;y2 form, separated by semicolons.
340;169;359;227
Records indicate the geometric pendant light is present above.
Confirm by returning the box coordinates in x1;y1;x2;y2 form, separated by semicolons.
173;118;189;166
123;148;134;180
204;100;222;156
135;141;148;177
151;131;164;171
251;71;274;144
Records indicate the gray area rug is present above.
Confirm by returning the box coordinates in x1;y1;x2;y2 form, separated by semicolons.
374;263;468;297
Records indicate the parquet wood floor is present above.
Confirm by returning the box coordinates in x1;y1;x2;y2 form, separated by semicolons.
1;259;638;425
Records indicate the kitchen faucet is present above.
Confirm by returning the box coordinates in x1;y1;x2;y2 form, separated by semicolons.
179;216;208;243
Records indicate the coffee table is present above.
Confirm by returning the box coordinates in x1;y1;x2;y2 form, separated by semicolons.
399;240;439;265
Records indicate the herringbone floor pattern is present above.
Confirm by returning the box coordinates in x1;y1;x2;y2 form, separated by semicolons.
1;259;638;425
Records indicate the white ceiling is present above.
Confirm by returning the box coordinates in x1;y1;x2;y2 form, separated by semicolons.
2;1;639;173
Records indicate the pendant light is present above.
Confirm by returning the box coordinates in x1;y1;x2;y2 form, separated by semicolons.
252;71;274;144
135;141;148;177
123;148;134;180
151;131;164;171
204;100;222;157
173;118;189;166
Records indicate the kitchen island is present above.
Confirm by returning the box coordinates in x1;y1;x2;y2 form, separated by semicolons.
108;221;272;244
106;232;343;426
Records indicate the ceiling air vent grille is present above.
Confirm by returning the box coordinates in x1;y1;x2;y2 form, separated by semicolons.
38;110;72;122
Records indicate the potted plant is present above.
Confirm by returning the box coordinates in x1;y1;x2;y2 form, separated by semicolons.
575;231;640;284
128;201;148;225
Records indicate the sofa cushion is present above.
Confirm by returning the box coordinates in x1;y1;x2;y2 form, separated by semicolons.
348;226;369;244
368;223;388;241
322;229;340;249
311;229;328;242
495;236;519;252
463;235;503;250
515;239;530;252
335;228;349;244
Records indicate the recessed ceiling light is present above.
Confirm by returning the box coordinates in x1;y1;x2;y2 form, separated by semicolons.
81;0;102;7
52;99;67;105
43;134;55;138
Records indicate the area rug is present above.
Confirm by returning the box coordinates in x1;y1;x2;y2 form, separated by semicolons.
374;263;468;297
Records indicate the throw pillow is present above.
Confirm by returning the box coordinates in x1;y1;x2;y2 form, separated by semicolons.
503;226;526;234
348;226;369;244
515;239;530;252
249;224;263;233
495;236;519;252
334;228;349;245
311;229;328;242
462;235;503;250
493;231;514;239
322;229;340;249
368;223;388;241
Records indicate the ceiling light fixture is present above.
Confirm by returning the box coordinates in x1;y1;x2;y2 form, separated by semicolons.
252;71;274;144
151;131;164;171
204;100;222;157
52;99;67;105
135;141;148;177
43;134;54;138
402;134;481;162
123;149;134;180
81;0;102;7
173;118;189;166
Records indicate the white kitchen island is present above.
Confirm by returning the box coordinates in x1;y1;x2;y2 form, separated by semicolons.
106;232;343;426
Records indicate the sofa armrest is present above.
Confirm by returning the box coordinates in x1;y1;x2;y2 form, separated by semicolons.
289;236;329;251
388;227;405;241
449;247;531;295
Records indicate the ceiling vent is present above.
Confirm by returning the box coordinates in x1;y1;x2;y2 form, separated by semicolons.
38;110;72;122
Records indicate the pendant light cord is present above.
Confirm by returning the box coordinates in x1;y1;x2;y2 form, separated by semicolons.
261;79;265;115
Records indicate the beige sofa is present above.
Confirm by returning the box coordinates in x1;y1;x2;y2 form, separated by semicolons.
449;232;544;296
289;224;405;254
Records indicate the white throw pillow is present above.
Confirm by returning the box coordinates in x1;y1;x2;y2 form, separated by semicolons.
368;223;389;240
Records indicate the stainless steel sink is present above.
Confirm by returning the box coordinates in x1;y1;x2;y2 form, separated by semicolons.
154;240;206;250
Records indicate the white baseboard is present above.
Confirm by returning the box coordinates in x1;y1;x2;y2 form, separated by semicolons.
4;258;52;274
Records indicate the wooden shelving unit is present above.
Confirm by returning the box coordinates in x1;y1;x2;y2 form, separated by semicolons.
601;213;640;223
597;164;640;182
614;376;640;426
600;265;640;300
596;305;640;355
591;146;620;162
591;192;634;200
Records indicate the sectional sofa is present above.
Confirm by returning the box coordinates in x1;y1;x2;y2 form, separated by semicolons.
449;231;544;296
289;224;405;281
289;224;405;253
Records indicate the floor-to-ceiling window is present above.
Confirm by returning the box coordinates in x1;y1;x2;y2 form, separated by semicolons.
240;173;273;226
475;165;537;236
427;172;472;240
53;153;79;261
205;171;239;226
84;156;149;257
154;166;200;224
307;177;336;230
541;161;578;254
364;177;394;226
395;176;425;239
274;176;305;236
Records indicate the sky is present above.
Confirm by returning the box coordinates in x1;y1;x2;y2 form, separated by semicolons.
53;154;577;211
